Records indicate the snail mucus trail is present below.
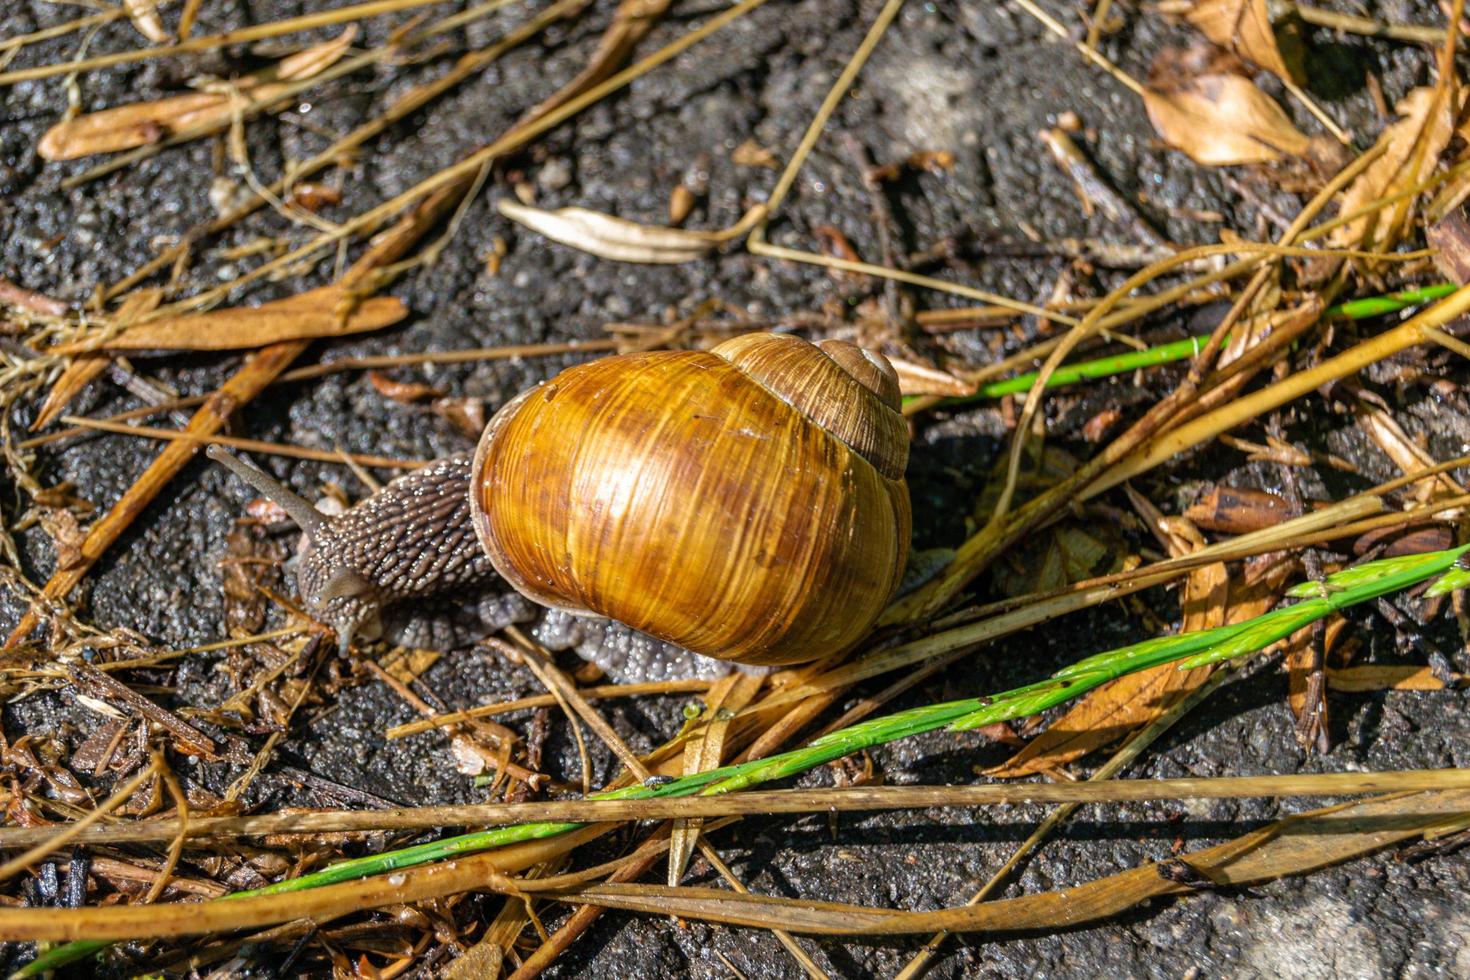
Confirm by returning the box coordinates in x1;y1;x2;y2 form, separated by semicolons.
210;333;912;682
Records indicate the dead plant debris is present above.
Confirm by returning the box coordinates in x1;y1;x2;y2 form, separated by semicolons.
2;0;1470;977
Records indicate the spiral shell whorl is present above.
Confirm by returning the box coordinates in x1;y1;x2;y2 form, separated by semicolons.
710;333;908;480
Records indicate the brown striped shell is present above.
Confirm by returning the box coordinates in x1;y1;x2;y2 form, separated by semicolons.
470;333;911;666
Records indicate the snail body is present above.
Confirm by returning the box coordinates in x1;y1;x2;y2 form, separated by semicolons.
212;333;910;670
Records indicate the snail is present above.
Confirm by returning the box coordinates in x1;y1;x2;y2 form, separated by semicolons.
210;332;910;675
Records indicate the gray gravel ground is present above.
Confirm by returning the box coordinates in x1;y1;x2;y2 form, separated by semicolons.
3;0;1470;976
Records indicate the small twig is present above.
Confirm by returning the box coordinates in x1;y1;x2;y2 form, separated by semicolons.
1084;0;1114;49
176;0;203;39
0;762;158;882
385;678;714;739
1038;126;1166;247
1293;3;1446;44
1009;0;1146;97
142;748;188;904
841;132;910;332
58;415;426;469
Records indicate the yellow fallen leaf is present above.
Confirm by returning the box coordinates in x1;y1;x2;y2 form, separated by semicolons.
1327;665;1462;692
1331;87;1457;252
498;200;762;264
38;28;356;161
1185;0;1297;83
1144;72;1310;165
50;285;406;354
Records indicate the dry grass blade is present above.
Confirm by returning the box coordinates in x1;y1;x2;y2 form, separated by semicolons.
517;0;670;125
498;200;764;263
92;0;567;277
830;496;1384;712
38;29;357;161
50;286;407;354
898;666;1240;980
385;677;713;738
0;0;447;86
162;0;775;318
0;825;611;942
668;673;761;884
1356;402;1466;504
32;286;162;429
0;762;158;883
4;340;310;648
1086;283;1470;496
1330;87;1458;251
553;789;1470;934
0;770;1463;851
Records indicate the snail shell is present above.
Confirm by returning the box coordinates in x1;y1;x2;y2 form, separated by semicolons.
471;333;911;666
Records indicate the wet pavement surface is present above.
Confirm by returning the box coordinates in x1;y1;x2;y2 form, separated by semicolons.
3;0;1469;976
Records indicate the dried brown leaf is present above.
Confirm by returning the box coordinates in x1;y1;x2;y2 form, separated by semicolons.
731;138;779;168
989;567;1223;777
1184;0;1295;83
1327;665;1462;692
442;940;502;980
124;0;172;44
991;505;1231;778
905;149;956;174
1082;406;1123;442
1428;207;1470;284
812;224;863;264
668;184;697;226
1351;524;1453;559
380;648;442;685
429;397;486;437
222;524;282;636
499;200;758;264
1185;486;1294;534
1144;70;1310;165
39;509;87;571
1330;87;1457;252
982;447;1124;597
367;371;444;405
1355;403;1463;504
51;286;406;354
37;29;356;161
669;672;762;884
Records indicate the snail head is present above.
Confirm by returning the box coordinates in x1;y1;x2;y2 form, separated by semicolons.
208;446;384;656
